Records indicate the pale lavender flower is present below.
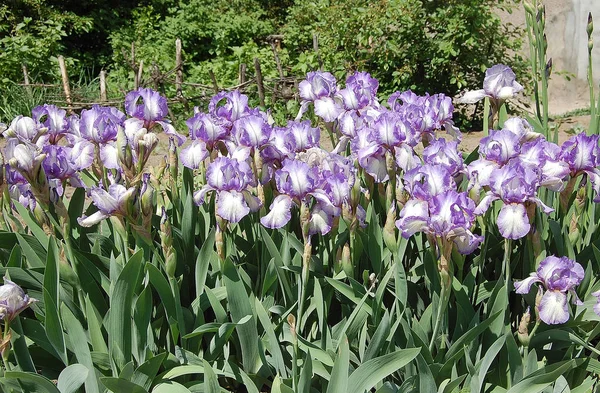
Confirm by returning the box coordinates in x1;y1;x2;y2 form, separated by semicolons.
186;112;230;150
209;91;249;122
5;116;40;143
403;164;456;200
80;105;124;144
479;129;521;165
32;104;69;144
77;184;136;227
515;256;584;325
560;133;600;201
396;190;483;254
125;88;185;145
475;160;553;239
459;64;524;104
423;138;464;176
297;71;343;122
193;156;261;223
0;279;37;323
592;290;600;317
233;114;272;148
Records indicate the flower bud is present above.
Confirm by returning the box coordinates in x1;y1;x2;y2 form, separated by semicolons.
169;138;178;184
534;286;544;320
287;313;297;338
545;58;552;79
140;174;155;217
588;12;594;38
517;307;531;346
383;204;398;253
340;242;353;278
523;1;535;15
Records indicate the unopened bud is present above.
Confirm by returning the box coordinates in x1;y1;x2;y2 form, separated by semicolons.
517;307;531;346
534;287;544;320
117;127;132;170
523;1;535;15
169;138;178;183
545;58;553;79
383;204;398;253
588;13;594;38
340;242;352;278
141;182;154;217
287;313;296;338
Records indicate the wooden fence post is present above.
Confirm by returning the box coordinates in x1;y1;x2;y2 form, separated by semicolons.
254;58;265;107
239;63;247;85
132;42;139;89
22;64;31;95
313;33;323;70
137;60;144;89
100;70;107;102
175;38;183;96
209;70;219;94
58;56;73;114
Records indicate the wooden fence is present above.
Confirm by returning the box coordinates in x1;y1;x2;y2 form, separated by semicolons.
19;35;324;114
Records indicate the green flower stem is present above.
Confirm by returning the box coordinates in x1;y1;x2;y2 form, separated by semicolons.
1;322;11;372
504;238;513;325
429;238;452;353
483;97;491;137
297;240;312;336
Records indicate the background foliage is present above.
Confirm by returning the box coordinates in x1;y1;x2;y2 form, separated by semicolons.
0;0;526;127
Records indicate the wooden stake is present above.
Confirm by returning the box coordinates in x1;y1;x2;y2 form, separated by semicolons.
137;60;144;89
270;42;284;79
100;70;107;102
313;33;323;70
58;56;73;114
239;63;247;85
22;64;31;95
175;38;183;96
209;70;219;94
132;42;138;89
254;57;265;107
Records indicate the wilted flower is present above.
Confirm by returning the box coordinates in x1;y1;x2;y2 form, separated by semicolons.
515;256;584;325
0;279;37;323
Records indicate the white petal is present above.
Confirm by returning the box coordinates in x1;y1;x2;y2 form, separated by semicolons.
77;211;109;227
457;89;487;104
216;190;249;223
497;203;530;240
260;195;293;229
314;97;343;122
539;291;569;325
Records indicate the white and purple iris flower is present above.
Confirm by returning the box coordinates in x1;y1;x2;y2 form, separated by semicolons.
209;90;250;123
297;71;343;122
77;183;137;227
261;154;341;235
79;105;125;169
193;155;262;223
395;189;483;254
459;64;524;105
514;256;584;325
560;133;600;201
474;160;553;239
0;278;37;323
124;88;185;145
32;104;70;144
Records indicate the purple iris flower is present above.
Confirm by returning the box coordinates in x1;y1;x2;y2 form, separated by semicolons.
475;160;553;239
459;64;524;104
193;156;261;223
209;91;250;122
5;116;40;143
479;129;521;165
80;105;124;144
403;164;456;200
514;256;584;325
0;278;37;323
297;71;343;122
233;113;272;148
77;183;137;227
592;290;600;317
32;104;69;144
423;138;464;176
395;190;483;254
336;72;379;111
186;112;230;149
560;133;600;201
124;88;185;145
261;156;338;234
520;139;569;192
8;143;45;181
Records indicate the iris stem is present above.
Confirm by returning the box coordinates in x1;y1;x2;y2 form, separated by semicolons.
504;238;513;326
429;238;452;353
1;322;10;372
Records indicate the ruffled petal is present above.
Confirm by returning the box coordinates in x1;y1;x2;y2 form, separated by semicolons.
538;290;570;325
497;203;530;240
179;140;208;169
193;185;215;206
261;195;293;229
216;190;249;223
396;199;429;238
514;275;542;294
458;89;487;104
155;120;186;146
77;211;109;227
242;190;262;212
308;205;333;235
100;143;119;169
314;97;343;122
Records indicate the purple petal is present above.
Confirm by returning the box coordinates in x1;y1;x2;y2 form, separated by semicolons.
497;203;530;240
193;185;214;206
261;195;293;229
125;88;168;122
396;199;429;238
538;290;570;325
156;120;185;146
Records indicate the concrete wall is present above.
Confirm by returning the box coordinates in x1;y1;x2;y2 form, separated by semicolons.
500;0;600;114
